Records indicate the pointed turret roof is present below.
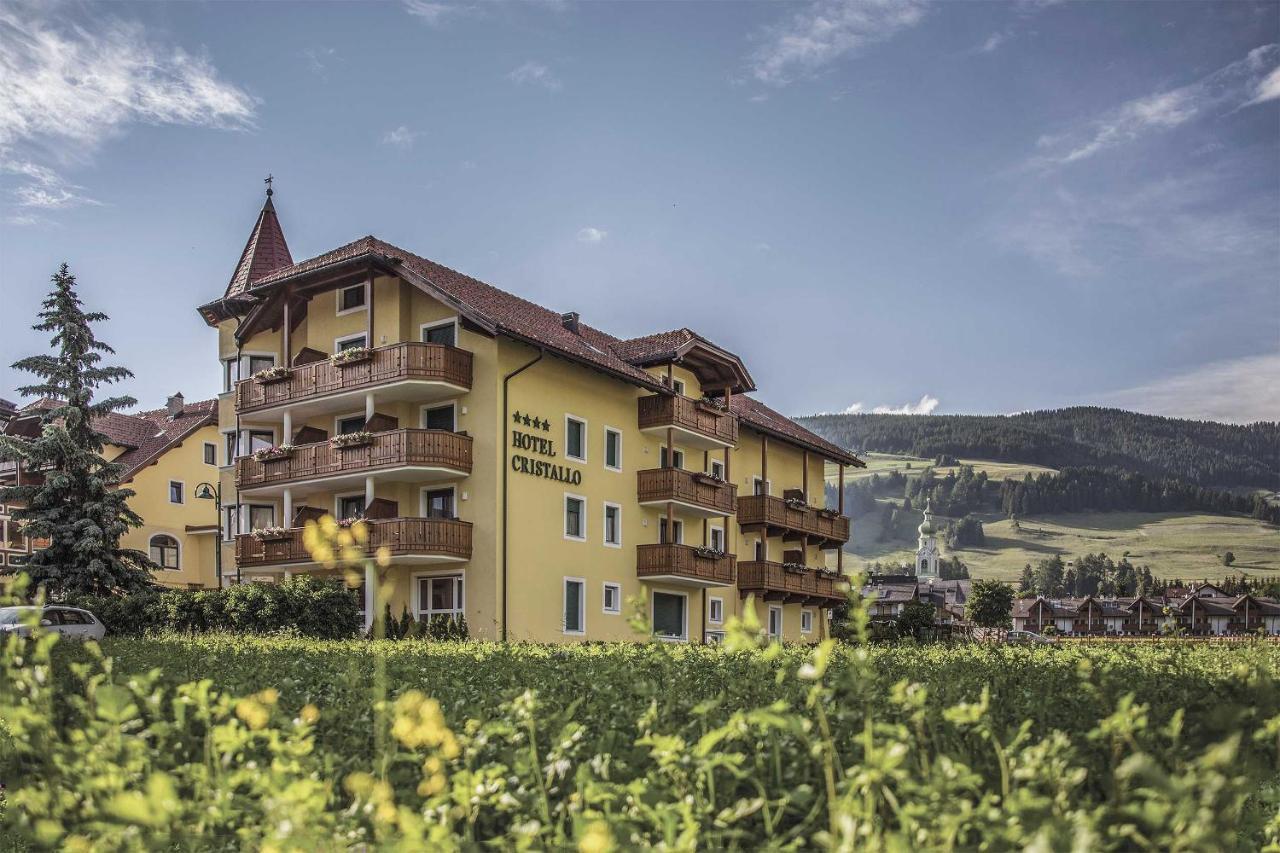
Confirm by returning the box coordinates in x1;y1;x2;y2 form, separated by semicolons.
224;186;293;298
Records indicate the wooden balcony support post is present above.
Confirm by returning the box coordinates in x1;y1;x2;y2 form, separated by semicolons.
837;463;845;572
282;292;291;367
761;436;768;493
366;274;375;345
802;450;809;501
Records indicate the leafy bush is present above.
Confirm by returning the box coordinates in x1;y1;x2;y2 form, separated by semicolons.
66;575;359;639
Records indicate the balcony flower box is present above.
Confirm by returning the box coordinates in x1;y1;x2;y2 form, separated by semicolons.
816;507;840;518
252;365;292;384
693;472;726;486
784;497;809;511
330;431;374;450
252;444;294;463
696;397;727;413
693;547;726;560
252;526;292;542
782;562;809;575
336;516;365;529
330;346;372;367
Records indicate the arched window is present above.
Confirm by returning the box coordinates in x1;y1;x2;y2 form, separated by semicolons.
149;535;180;570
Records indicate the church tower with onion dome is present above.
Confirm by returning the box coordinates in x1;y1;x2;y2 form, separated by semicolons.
916;499;940;579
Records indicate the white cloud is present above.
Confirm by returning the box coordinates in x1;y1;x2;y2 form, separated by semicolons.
1033;44;1280;166
820;395;940;416
0;7;256;152
507;61;561;91
980;32;1007;53
301;46;337;77
381;125;420;149
402;1;462;25
749;0;928;87
576;227;607;243
1099;352;1280;424
2;159;100;210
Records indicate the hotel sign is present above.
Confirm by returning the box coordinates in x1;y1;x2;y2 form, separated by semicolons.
510;410;582;485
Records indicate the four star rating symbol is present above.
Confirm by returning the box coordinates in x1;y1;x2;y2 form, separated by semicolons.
512;411;551;431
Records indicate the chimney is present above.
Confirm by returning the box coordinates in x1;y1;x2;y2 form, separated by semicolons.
560;312;580;335
166;392;185;419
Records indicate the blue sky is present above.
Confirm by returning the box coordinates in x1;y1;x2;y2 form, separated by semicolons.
1;0;1277;422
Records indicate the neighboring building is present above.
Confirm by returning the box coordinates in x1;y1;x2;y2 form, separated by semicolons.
864;574;971;625
1012;582;1280;636
1;395;222;589
196;188;864;642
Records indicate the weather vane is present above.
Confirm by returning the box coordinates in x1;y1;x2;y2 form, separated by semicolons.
264;173;274;196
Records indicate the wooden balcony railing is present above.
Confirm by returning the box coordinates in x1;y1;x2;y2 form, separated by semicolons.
636;468;737;515
736;494;850;548
737;560;848;605
636;543;736;586
236;429;472;490
638;394;738;446
235;517;472;568
235;342;472;414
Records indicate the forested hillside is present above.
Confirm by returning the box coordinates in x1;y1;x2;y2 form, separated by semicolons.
799;407;1278;488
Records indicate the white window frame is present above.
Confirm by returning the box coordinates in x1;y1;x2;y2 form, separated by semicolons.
602;582;622;615
334;411;367;436
709;458;725;480
412;570;465;621
148;533;182;571
661;446;684;470
420;317;459;347
563;576;586;635
242;351;279;380
705;630;726;645
564;414;587;463
563;492;587;542
222;429;238;466
334;491;367;521
708;596;724;625
603;501;622;548
203;442;218;466
671;378;686;396
753;476;771;496
651;590;689;642
336;282;369;316
419;485;457;519
420;401;457;432
245;504;278;532
168;480;185;505
708;524;725;552
801;610;814;634
768;605;783;640
603;426;622;472
222;504;240;542
659;517;684;545
221;357;241;393
334;332;369;353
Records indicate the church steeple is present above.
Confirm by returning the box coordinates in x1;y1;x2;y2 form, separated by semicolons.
224;177;293;298
916;498;940;579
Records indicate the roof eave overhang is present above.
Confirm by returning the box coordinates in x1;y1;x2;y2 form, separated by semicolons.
738;419;863;467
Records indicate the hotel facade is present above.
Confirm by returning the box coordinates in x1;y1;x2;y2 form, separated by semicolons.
199;191;863;643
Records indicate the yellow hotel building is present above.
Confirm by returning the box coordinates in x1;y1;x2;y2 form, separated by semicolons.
198;190;863;643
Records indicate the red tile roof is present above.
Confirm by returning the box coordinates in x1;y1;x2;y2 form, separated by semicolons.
211;233;861;464
224;195;293;298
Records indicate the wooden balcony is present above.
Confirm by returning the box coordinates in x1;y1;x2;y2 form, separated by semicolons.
636;543;735;587
235;517;472;569
737;560;847;606
235;342;472;415
736;494;850;549
236;429;472;492
638;394;738;449
637;468;737;517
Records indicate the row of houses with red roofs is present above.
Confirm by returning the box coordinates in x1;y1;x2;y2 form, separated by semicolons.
1012;582;1280;636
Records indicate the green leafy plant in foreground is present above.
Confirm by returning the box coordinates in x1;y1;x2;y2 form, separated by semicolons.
2;572;1280;850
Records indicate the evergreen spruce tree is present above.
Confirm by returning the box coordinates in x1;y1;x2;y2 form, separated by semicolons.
0;264;152;597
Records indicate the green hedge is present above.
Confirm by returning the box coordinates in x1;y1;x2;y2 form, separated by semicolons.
66;575;362;639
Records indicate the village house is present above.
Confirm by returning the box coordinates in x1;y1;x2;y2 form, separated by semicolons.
1012;582;1280;636
196;187;864;643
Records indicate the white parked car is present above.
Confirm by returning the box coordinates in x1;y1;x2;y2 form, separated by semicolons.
0;606;106;640
1006;630;1057;644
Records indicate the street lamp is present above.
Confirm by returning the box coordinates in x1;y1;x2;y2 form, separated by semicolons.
194;481;228;587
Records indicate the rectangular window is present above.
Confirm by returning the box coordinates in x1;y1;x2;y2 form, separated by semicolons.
660;447;684;469
422;320;457;347
168;481;184;504
336;333;368;352
603;503;621;547
753;477;769;496
671;379;686;396
564;494;586;541
659;518;684;545
6;520;26;552
604;428;622;471
565;416;586;462
222;358;241;392
336;415;366;435
754;539;765;560
338;284;367;314
652;591;687;640
708;596;724;624
203;443;217;466
801;610;814;634
768;606;783;640
709;526;724;552
248;505;276;531
417;574;464;620
247;430;275;455
709;459;725;480
705;630;725;645
602;582;621;614
247;355;276;376
422;487;455;519
564;578;585;634
337;494;366;521
422;404;455;432
224;432;237;465
222;505;240;541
